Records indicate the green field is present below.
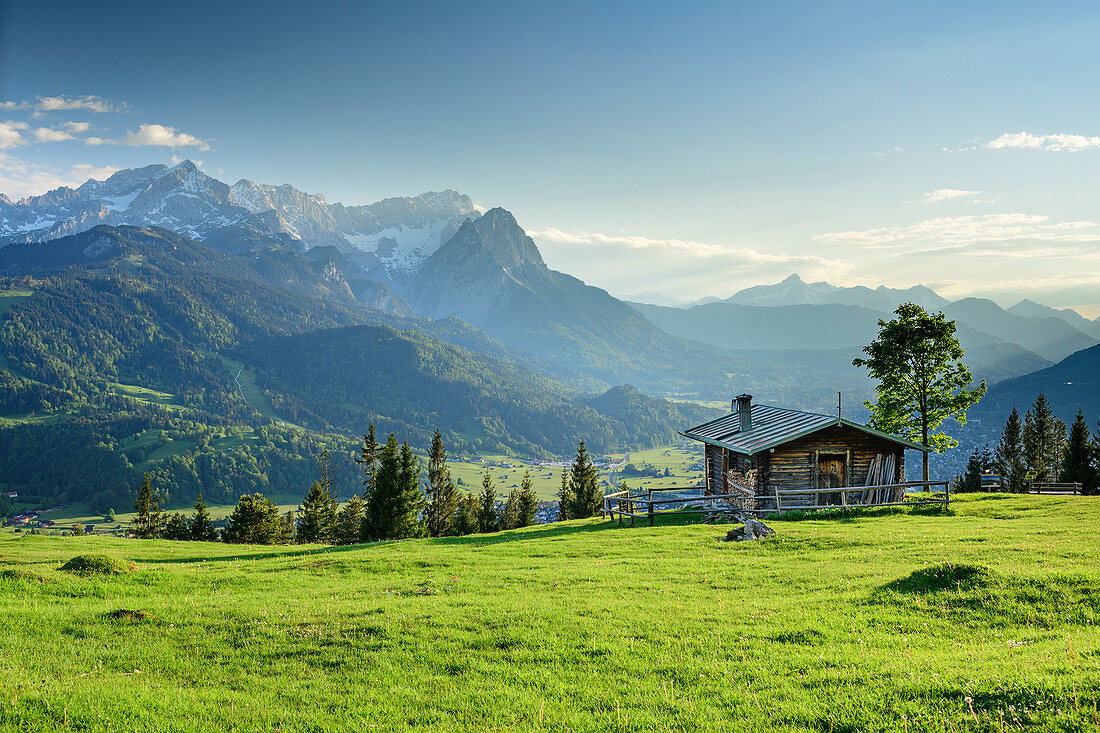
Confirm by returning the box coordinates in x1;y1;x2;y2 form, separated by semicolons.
611;444;704;492
2;493;1097;732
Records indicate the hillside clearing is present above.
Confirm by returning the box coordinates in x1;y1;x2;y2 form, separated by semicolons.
1;493;1097;732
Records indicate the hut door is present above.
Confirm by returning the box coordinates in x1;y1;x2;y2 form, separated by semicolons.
816;452;847;506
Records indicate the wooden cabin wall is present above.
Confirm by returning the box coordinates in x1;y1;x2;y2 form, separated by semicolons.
761;425;906;507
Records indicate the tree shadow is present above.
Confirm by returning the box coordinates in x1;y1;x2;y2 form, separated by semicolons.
138;518;627;564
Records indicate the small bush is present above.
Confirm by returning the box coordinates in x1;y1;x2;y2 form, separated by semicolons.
60;554;133;576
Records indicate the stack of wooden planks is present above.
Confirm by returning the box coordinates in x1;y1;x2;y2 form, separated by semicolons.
860;453;899;504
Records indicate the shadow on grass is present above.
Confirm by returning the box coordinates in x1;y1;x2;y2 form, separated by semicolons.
138;519;626;564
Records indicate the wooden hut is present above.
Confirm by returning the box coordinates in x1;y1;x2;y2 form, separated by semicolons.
682;394;928;510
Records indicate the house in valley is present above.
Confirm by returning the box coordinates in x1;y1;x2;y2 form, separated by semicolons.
682;394;932;511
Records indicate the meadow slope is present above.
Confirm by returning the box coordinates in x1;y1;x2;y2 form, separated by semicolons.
1;494;1098;732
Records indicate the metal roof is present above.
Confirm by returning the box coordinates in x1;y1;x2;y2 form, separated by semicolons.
681;403;928;455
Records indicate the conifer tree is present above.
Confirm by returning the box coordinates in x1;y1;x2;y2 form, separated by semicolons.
993;407;1027;493
281;511;297;543
517;470;538;527
454;492;478;535
476;471;498;533
163;512;191;540
355;425;380;501
132;472;164;539
362;433;401;541
959;447;993;493
189;492;218;541
557;466;574;521
1023;393;1066;482
333;494;366;545
1060;412;1096;491
223;493;283;544
362;436;423;540
297;449;340;543
395;441;425;539
425;430;459;537
568;441;603;519
502;487;521;530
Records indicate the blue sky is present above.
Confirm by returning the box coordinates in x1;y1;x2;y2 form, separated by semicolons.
2;1;1100;314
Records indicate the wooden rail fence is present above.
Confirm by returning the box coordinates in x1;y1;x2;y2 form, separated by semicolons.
602;481;950;526
1028;482;1083;495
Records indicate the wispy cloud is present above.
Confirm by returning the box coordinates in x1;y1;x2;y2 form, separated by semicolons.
817;213;1100;253
918;188;981;204
62;121;91;134
985;131;1100;152
529;227;838;267
0;153;118;201
0;95;121;114
87;123;211;150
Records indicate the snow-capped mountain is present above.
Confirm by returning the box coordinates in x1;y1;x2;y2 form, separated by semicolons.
0;160;478;277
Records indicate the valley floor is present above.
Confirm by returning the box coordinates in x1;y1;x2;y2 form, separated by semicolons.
1;494;1098;732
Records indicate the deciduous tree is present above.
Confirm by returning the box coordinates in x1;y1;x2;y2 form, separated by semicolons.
853;303;986;480
223;493;283;545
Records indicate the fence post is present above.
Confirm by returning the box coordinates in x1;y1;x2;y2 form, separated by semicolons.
648;487;654;527
774;484;782;517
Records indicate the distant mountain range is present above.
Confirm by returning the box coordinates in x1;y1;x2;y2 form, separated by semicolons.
1;160;1097;503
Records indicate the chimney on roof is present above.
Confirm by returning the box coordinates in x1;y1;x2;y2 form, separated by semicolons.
732;394;753;431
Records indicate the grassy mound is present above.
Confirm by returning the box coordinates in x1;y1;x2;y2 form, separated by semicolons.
875;561;1100;628
59;554;133;576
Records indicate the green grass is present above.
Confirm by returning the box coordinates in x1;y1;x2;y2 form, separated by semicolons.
1;493;1097;731
108;382;183;409
612;444;703;492
211;353;285;424
448;460;565;500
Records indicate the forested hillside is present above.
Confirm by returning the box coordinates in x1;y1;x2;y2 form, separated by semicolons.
0;225;720;508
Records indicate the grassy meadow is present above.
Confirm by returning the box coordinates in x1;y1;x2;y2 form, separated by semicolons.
2;493;1098;732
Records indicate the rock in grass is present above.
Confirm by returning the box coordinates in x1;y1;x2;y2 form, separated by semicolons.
60;554;134;576
723;519;775;542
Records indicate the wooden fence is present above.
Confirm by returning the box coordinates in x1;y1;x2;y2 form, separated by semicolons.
603;481;950;527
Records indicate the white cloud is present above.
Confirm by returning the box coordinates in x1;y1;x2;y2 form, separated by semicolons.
62;121;91;134
0;121;29;149
985;131;1100;152
0;153;119;200
918;188;980;204
87;123;211;150
529;227;838;267
817;213;1100;254
34;95;117;113
32;127;74;143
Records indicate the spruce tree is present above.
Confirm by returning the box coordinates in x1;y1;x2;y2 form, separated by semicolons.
502;487;521;530
132;472;164;539
333;494;366;545
355;425;380;501
476;471;498;533
281;511;297;543
395;441;425;539
1060;412;1096;491
1023;393;1067;482
568;441;603;519
517;470;538;527
223;493;283;544
454;492;478;535
557;467;574;521
163;513;190;540
297;449;340;543
189;492;218;541
994;407;1027;493
425;430;459;537
362;434;401;541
